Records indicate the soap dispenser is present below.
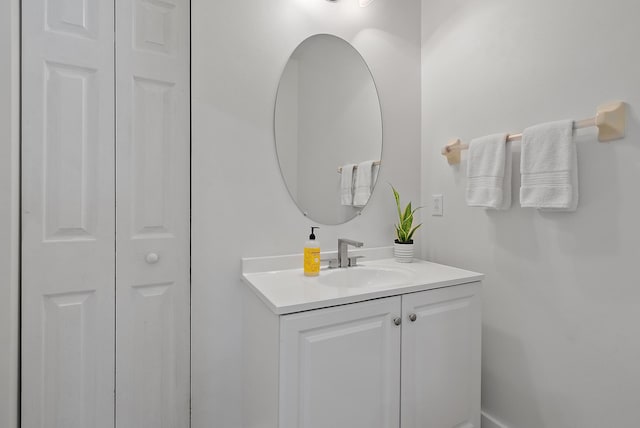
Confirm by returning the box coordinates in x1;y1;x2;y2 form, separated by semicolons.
304;227;321;277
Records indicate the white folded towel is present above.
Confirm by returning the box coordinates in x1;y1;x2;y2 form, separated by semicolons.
353;160;375;207
466;133;512;210
340;164;356;206
520;120;578;211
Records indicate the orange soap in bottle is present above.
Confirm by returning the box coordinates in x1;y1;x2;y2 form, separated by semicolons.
304;227;320;277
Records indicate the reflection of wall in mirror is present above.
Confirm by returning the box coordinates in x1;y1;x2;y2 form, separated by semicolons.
295;37;382;224
275;58;299;198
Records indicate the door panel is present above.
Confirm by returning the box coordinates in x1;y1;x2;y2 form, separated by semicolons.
401;284;481;428
43;63;101;241
115;0;191;426
280;297;402;428
21;0;115;426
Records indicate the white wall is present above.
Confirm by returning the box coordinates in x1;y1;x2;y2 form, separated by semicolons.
275;58;299;199
192;0;421;426
421;1;640;427
0;0;20;425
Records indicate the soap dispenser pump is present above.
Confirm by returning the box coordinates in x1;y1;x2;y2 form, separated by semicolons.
304;227;321;277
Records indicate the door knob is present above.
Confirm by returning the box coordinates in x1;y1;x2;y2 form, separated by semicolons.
408;313;417;322
393;317;402;326
145;253;160;264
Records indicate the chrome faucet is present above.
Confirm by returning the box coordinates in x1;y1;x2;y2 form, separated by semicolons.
337;238;364;268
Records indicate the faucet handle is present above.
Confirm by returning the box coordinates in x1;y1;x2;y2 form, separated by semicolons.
322;258;340;269
347;256;365;267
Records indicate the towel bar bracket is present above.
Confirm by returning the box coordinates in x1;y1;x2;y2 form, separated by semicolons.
442;139;462;165
596;101;626;142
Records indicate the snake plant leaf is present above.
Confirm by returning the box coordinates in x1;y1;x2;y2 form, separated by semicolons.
391;185;402;219
406;223;422;241
403;201;412;220
401;217;412;234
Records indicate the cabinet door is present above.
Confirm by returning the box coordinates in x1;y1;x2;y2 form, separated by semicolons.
281;297;402;428
21;1;115;427
401;283;481;428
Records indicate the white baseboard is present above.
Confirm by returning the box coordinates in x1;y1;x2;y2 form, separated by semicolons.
482;411;510;428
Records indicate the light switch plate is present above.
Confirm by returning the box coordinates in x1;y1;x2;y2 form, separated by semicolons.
432;194;443;216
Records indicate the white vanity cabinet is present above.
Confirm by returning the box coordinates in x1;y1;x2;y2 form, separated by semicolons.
400;283;481;428
280;296;402;428
243;260;481;428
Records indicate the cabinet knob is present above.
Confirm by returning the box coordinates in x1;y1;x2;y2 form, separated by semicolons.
145;253;160;264
393;317;402;326
408;313;417;322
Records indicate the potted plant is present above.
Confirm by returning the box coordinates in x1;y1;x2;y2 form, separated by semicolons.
391;185;422;263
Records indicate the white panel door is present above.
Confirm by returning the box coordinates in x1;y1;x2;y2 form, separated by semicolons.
21;0;115;427
280;297;402;428
401;284;482;428
115;0;191;426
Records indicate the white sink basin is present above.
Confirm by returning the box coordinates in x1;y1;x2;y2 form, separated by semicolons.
316;266;413;288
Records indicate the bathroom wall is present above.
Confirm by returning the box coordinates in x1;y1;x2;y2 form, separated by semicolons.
192;0;421;426
420;1;640;427
0;0;20;425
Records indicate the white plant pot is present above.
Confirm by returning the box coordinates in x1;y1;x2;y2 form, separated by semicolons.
394;242;414;263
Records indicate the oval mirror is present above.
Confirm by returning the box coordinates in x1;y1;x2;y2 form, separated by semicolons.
274;34;383;225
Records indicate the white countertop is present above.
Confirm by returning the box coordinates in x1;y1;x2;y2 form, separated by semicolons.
242;250;483;315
